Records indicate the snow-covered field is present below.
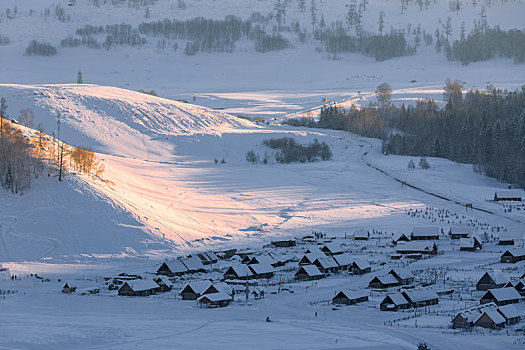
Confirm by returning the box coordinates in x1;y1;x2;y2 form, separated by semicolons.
0;0;524;349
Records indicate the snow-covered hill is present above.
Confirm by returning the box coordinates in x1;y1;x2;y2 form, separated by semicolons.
0;84;256;159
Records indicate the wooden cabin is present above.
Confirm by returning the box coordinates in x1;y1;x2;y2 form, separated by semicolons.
389;269;415;285
411;226;440;240
395;241;437;255
313;256;339;273
271;240;296;248
498;233;520;246
295;265;324;281
451;303;498;329
402;288;439;308
459;236;482;251
156;260;188;277
392;233;410;245
480;287;521;306
380;293;411;311
494;190;522;202
321;243;343;256
501;248;525;263
180;281;219;300
351;260;371;275
118;280;160;297
197;292;232;308
333;253;353;270
353;229;369;241
497;304;521;325
332;290;368;305
223;265;254;280
476;271;509;291
449;224;473;239
474;310;506;329
248;263;275;279
368;275;400;289
62;283;77;294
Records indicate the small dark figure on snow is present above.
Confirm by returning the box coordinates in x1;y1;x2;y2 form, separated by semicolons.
266;316;271;322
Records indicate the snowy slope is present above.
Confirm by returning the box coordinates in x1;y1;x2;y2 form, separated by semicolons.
0;84;256;159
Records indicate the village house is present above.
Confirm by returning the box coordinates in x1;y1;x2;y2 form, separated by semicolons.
181;256;206;273
401;288;439;308
118;279;160;297
195;251;219;265
380;293;411;311
223;265;254;280
474;309;507;329
332;290;369;305
389;269;415;285
271;239;296;248
480;287;521;306
411;226;440;240
197;291;232;308
62;283;77;294
368;274;400;289
299;252;325;266
392;233;410;245
353;229;369;240
451;303;498;329
332;253;353;270
498;232;520;246
180;281;220;300
156;260;188;277
153;277;173;292
497;304;522;325
494;190;522;202
449;224;473;239
476;271;509;291
321;243;343;256
248;263;275;279
351;260;371;275
459;236;482;251
512;279;525;296
313;256;339;273
295;265;324;280
247;254;278;268
395;241;437;255
501;248;525;263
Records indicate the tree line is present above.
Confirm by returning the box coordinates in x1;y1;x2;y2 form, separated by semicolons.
288;81;525;188
246;137;332;164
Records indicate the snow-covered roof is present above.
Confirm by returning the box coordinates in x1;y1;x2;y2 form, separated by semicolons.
485;287;521;301
412;226;440;236
127;279;159;292
197;291;232;303
375;274;399;285
182;280;214;295
495;190;523;199
499;232;521;241
337;290;368;300
248;263;274;275
481;271;509;285
250;255;275;265
353;259;370;270
450;224;473;234
457;303;498;323
304;252;324;263
384;293;409;305
226;265;254;278
155;276;173;287
403;288;438;303
164;260;188;274
392;232;409;241
204;251;219;261
182;256;205;271
460;238;475;248
476;309;506;325
504;248;525;257
354;229;369;238
314;256;338;269
297;265;323;277
322;243;342;254
389;269;413;281
396;241;435;252
333;253;353;267
497;304;522;320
